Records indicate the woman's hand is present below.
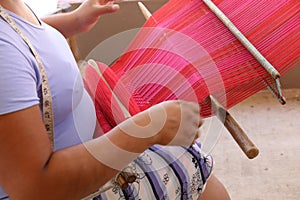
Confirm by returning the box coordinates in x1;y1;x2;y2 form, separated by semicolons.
118;100;202;147
42;0;120;37
74;0;120;33
155;100;202;146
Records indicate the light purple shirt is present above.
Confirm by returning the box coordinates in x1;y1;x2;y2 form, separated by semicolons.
0;9;96;198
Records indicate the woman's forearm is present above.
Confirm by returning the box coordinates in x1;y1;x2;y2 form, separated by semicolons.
1;101;199;199
39;125;156;199
41;11;81;38
41;1;120;38
0;105;156;199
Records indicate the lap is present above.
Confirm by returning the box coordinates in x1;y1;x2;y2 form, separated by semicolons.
90;142;213;200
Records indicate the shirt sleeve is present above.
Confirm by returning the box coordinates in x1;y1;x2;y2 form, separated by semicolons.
0;38;40;115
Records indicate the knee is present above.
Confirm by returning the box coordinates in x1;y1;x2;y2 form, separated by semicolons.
198;174;231;200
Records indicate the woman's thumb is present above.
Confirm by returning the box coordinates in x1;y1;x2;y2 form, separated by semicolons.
96;4;120;15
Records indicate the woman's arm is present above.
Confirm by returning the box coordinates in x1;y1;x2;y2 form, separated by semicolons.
0;101;201;199
41;0;120;38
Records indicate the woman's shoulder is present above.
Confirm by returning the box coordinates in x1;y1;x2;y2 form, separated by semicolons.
0;19;41;115
0;18;38;74
0;18;24;46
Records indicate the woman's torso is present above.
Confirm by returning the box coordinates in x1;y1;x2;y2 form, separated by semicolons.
0;7;96;199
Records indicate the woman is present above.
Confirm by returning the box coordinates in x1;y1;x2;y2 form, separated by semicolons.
0;0;230;199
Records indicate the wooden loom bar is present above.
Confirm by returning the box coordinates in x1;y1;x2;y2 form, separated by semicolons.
202;0;280;79
138;1;152;20
138;1;259;159
202;0;285;104
88;59;132;118
82;60;137;199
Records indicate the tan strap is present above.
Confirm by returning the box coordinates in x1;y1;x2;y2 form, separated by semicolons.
0;5;54;148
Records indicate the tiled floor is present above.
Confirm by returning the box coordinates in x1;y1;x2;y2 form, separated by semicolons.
200;88;300;200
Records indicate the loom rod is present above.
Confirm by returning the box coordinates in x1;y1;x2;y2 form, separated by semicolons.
202;0;280;79
138;1;259;159
138;1;152;19
203;0;286;105
88;59;131;118
84;60;137;198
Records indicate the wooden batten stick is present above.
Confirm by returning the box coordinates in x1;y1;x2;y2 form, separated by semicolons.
210;95;259;159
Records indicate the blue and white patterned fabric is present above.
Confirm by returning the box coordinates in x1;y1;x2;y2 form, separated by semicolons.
93;142;213;200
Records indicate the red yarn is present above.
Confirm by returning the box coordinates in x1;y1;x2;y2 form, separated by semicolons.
111;0;299;116
84;62;143;135
84;0;299;133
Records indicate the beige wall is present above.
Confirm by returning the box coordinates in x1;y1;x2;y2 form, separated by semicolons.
74;1;299;88
75;1;167;60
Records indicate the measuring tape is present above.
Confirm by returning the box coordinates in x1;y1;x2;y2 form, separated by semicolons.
0;5;54;148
